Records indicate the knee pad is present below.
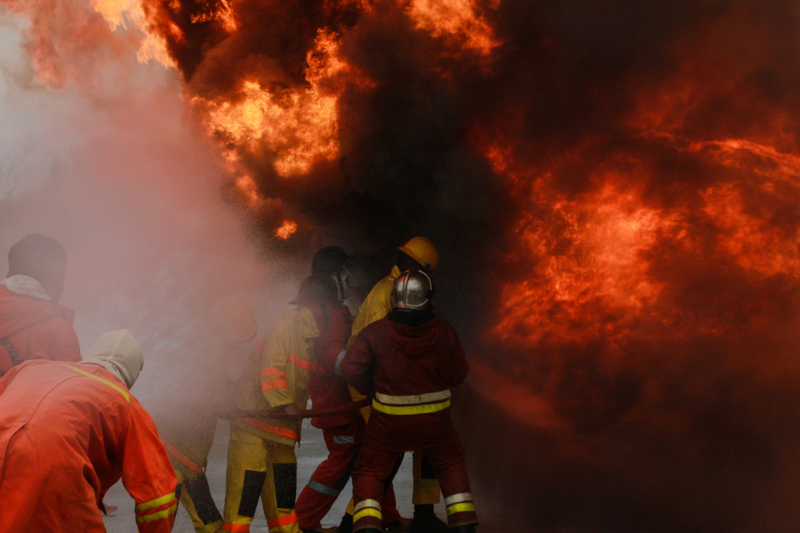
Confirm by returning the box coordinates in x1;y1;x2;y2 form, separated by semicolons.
273;462;297;509
184;473;223;525
420;456;437;481
238;470;267;518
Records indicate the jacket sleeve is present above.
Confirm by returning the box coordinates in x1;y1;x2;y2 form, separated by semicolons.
447;327;469;387
340;332;375;396
258;325;298;408
317;306;353;376
120;400;178;533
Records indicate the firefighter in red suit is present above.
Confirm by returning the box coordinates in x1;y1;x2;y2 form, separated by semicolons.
338;270;478;533
295;246;405;533
0;234;81;376
0;329;178;532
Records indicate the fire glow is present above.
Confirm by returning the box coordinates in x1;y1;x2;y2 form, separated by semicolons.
192;29;345;180
8;0;800;527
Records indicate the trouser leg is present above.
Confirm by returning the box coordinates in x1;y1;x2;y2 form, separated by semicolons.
346;468;402;526
223;428;271;532
421;434;477;528
261;440;300;533
412;450;441;505
296;423;361;530
177;468;224;533
352;448;404;532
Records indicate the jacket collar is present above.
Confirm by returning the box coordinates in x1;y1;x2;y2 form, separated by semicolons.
0;275;52;301
295;306;321;339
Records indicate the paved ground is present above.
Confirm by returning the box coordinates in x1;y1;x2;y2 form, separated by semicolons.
102;419;448;532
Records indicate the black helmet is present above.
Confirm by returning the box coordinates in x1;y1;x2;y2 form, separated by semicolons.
311;246;353;275
290;274;340;305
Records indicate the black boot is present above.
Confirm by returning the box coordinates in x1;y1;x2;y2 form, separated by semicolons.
449;526;477;533
337;513;354;533
410;505;449;533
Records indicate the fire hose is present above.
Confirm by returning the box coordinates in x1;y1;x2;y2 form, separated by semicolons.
217;396;372;420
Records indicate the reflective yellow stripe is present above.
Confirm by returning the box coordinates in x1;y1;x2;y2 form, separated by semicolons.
353;508;382;522
371;398;450;415
136;502;178;523
446;502;476;516
65;365;129;402
354;499;381;513
444;492;473;505
374;389;451;405
136;492;176;512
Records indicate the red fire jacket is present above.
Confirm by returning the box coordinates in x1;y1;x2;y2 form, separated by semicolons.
341;315;469;452
0;286;81;376
0;360;178;533
309;306;361;429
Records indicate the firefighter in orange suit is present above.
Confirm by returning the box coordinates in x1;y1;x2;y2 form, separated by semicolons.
0;234;81;376
155;298;258;533
341;271;477;533
344;237;449;533
0;329;178;533
223;275;341;533
295;247;406;533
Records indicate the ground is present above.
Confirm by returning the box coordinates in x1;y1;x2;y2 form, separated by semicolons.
102;419;449;532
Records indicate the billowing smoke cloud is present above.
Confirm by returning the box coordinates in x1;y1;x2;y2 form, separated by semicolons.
5;0;800;530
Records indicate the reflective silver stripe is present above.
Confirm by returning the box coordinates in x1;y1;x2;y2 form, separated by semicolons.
307;479;340;497
334;349;347;377
333;435;355;445
445;492;473;506
354;499;381;512
374;389;451;406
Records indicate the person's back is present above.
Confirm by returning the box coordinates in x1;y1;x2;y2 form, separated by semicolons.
341;271;478;533
345;313;468;446
0;330;178;533
0;234;80;375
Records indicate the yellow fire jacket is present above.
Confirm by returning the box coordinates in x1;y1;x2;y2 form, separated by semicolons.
347;265;401;348
346;266;401;420
231;307;319;446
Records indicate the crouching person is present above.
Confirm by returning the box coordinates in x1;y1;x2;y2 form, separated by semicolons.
0;329;178;532
341;271;478;533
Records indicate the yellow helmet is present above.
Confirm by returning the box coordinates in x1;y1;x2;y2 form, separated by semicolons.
397;237;439;271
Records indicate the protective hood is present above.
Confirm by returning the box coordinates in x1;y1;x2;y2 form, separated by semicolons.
0;275;51;301
80;330;143;389
386;315;443;359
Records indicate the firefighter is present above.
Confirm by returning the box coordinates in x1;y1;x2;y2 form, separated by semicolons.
344;237;448;533
222;275;340;533
0;234;81;376
340;271;477;533
155;298;258;533
296;247;406;533
0;329;178;533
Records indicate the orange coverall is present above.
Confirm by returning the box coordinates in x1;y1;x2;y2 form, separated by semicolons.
0;360;178;532
0;285;81;376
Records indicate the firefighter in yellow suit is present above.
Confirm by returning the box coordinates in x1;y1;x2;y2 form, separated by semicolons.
339;237;449;533
156;298;257;533
223;275;341;533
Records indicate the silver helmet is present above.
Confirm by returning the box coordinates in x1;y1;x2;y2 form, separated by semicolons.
391;270;434;310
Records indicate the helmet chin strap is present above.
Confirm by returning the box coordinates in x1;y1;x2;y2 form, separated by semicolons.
334;272;349;301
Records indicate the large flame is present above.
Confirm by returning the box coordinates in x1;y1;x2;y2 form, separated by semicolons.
192;29;345;181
